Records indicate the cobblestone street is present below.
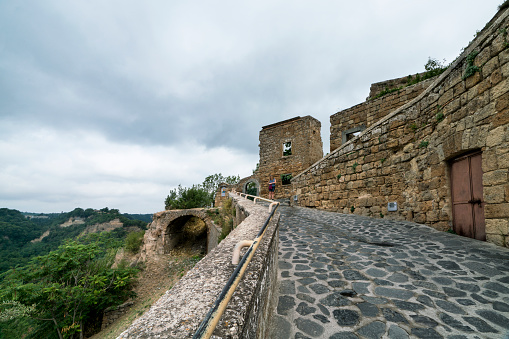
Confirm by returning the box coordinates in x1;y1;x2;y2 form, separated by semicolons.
269;206;509;339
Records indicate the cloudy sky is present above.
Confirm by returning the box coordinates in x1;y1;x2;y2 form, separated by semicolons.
0;0;503;214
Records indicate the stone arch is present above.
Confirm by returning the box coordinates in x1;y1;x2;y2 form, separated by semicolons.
243;178;260;196
141;209;220;260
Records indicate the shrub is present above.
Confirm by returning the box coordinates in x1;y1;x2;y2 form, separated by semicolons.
125;230;145;254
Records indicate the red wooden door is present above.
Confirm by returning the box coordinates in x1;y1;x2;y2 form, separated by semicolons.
450;152;486;241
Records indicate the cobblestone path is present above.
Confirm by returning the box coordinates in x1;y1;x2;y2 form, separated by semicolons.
269;206;509;339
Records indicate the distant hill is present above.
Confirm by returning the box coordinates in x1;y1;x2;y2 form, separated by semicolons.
0;207;152;275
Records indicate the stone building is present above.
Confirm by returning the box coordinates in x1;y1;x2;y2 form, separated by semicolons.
292;8;509;248
233;116;323;200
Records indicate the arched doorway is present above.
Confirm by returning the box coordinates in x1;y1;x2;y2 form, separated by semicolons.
244;179;260;196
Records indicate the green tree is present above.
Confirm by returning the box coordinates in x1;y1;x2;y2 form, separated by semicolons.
0;235;137;339
165;174;240;210
165;185;211;210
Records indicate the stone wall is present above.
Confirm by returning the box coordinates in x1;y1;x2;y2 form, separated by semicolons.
330;77;435;152
293;8;509;247
119;193;280;338
367;72;429;99
257;116;323;199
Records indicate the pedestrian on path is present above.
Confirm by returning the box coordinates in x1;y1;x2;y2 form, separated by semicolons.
268;174;276;200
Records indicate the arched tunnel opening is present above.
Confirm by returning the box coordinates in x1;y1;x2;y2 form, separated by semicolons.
164;215;208;256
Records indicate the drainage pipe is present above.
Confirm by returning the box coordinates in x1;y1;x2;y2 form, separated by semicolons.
192;200;280;339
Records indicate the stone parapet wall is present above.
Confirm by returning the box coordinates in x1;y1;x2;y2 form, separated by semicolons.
293;8;509;247
330;78;435;152
118;193;280;338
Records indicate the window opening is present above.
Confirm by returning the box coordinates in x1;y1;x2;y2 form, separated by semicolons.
281;173;292;185
346;131;361;141
283;142;292;156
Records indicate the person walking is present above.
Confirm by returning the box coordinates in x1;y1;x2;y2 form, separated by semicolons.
268;174;276;200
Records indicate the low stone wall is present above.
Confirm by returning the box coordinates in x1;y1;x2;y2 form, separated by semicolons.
293;8;509;247
118;193;280;338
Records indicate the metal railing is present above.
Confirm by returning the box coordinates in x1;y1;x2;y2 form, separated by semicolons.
192;194;280;339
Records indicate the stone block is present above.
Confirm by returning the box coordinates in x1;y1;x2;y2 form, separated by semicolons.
491;68;503;86
483;169;508;186
484;203;509;218
491;77;509;99
486;234;506;247
485;218;509;235
438;88;454;107
484;186;506;203
466;72;482;89
486;126;507;148
483;56;500;77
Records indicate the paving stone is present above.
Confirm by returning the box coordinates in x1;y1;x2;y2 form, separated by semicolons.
271;315;292;339
476;310;509;329
411;328;443;338
317;303;330;316
333;309;360;326
352;282;370;294
319;292;350;307
298;278;316;285
437;260;462;270
280;280;296;294
312;314;330;324
281;271;291;278
382;308;408;323
436;300;466;314
373;278;393;286
410;314;439;327
296;302;316;316
484;282;509;294
471;293;490;304
308;283;329;294
358;321;385;339
456;299;476;306
278;296;296;315
439;313;474;332
388;324;409;339
387;273;408;283
343;270;369;281
413;281;438;290
462;316;499;333
442;287;467;298
366;268;388;277
295;272;315;278
455;283;480;292
296;293;315;303
356;302;379;317
481;290;499;298
298;285;311;293
422;289;447;300
493;301;509;312
329;332;359;339
361;296;389;304
374;287;414;300
294;318;324;337
393;300;425;312
328;280;347;288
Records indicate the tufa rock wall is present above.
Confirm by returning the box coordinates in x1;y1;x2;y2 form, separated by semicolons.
293;8;509;247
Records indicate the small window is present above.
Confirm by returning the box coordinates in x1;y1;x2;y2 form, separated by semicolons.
346;131;362;141
283;142;292;156
281;173;292;185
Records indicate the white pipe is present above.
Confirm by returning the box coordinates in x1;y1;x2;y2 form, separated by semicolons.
269;202;278;213
232;240;254;265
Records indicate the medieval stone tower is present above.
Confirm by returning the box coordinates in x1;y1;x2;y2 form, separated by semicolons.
257;116;323;199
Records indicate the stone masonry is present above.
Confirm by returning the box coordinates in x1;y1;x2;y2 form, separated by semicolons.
293;8;509;248
257;116;323;200
330;77;435;152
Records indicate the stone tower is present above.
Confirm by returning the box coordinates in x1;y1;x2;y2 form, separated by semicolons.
257;116;323;199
